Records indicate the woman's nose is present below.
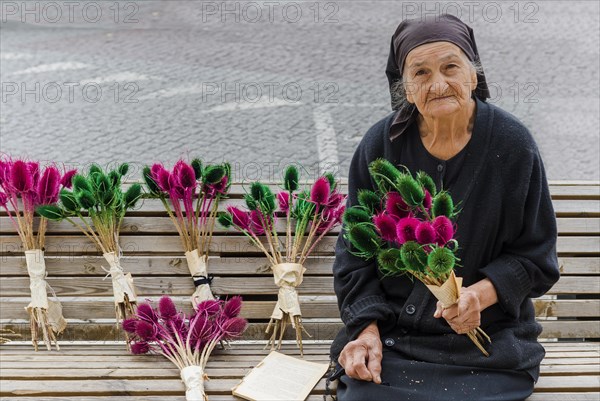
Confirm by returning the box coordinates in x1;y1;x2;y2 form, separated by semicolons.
428;75;450;97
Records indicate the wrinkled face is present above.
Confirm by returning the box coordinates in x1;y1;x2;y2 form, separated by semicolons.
403;42;477;118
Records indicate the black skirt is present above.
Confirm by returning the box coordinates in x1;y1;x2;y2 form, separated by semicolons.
336;348;534;401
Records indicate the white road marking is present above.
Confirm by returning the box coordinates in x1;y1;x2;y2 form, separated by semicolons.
0;52;33;60
79;72;158;85
137;84;206;100
313;105;340;174
12;62;91;75
203;97;300;113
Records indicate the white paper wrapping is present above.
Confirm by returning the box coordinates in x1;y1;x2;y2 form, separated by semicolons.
180;365;206;401
103;252;137;304
47;298;68;334
270;263;306;322
25;249;67;334
25;249;49;310
185;250;215;308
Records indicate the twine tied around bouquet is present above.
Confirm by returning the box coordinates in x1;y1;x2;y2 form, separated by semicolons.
24;249;67;350
185;250;216;309
102;252;137;305
425;270;491;356
180;365;207;401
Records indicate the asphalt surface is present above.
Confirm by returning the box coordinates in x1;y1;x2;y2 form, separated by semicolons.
0;0;598;182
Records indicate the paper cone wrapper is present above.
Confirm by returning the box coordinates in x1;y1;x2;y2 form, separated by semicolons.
270;263;306;321
425;270;462;308
103;252;137;304
25;249;68;334
185;249;215;308
180;365;206;401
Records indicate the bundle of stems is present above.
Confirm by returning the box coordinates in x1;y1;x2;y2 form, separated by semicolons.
37;163;142;327
123;296;247;401
344;159;490;356
0;328;18;344
0;156;74;350
142;159;231;308
218;166;346;354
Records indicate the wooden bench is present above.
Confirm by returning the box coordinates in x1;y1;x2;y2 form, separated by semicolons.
1;181;599;400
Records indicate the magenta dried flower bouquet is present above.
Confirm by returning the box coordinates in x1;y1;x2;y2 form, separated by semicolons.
343;159;490;356
218;166;346;354
142;159;231;308
123;296;247;401
37;163;143;326
0;156;74;350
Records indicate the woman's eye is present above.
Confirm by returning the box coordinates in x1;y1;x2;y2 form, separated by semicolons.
447;64;458;69
415;70;425;76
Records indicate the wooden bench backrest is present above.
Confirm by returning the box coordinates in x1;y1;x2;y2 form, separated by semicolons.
1;182;598;342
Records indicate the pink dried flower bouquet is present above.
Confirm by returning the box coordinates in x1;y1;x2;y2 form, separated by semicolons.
218;166;346;355
0;156;75;351
123;296;247;401
142;159;231;309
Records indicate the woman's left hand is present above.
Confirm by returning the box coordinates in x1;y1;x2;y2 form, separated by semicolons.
433;278;499;334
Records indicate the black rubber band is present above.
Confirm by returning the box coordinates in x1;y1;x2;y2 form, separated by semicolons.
193;275;213;287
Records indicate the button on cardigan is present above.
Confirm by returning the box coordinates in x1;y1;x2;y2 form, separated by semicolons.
330;97;560;381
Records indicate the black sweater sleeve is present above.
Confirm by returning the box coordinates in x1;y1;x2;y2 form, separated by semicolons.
333;125;397;341
480;147;560;319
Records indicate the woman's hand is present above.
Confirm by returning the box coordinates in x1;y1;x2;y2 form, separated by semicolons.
433;278;498;334
338;321;383;384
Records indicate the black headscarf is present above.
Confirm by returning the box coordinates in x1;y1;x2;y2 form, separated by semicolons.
385;14;490;141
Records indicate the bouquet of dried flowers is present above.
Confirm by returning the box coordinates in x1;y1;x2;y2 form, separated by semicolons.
37;163;142;325
343;159;490;356
218;166;345;354
123;296;247;401
142;159;230;308
0;156;74;350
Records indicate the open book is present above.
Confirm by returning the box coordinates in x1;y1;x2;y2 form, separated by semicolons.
232;351;330;401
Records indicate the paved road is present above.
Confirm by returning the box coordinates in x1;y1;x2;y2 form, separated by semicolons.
1;0;598;181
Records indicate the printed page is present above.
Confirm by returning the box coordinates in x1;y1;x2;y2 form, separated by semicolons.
232;351;329;401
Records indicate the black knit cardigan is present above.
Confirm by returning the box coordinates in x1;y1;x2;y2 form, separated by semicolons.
330;97;560;381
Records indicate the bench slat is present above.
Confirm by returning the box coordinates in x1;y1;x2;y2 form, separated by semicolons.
1;256;597;276
1;235;598;255
1;320;597;341
3;197;594;217
0;276;597;297
0;375;598;397
0;276;335;297
0;396;598;401
0;298;342;320
2;298;598;320
0;256;336;276
3;216;598;235
0;235;339;255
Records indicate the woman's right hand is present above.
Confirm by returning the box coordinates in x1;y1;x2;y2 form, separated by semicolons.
337;321;383;384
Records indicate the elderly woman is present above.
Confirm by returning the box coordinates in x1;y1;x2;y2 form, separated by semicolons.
330;14;560;401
